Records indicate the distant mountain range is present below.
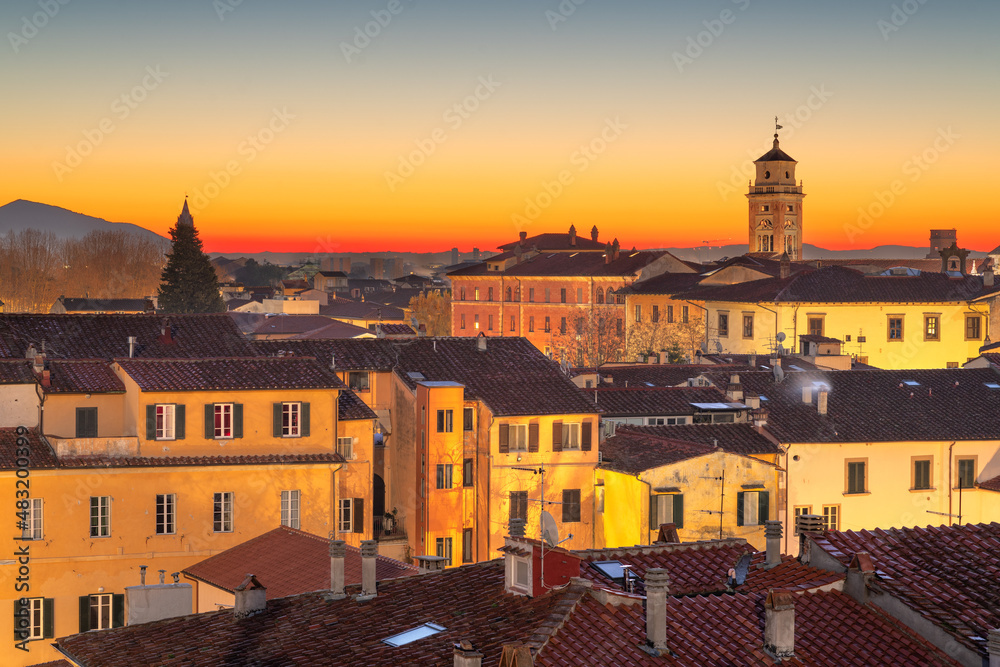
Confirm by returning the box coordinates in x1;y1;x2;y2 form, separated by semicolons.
0;200;169;245
2;199;987;265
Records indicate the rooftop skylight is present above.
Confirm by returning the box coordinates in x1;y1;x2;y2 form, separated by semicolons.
382;622;447;647
985;382;1000;390
589;560;626;582
407;371;426;380
902;380;921;386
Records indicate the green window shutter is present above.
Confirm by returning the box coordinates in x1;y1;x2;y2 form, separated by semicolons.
581;421;592;451
78;595;90;632
273;403;282;437
112;594;125;628
736;492;745;527
233;403;243;438
528;423;539;453
145;405;155;440
673;494;685;529
498;424;509;454
353;498;364;534
649;494;658;530
42;598;55;638
301;402;310;437
758;492;769;525
552;421;563;452
13;599;25;640
175;405;186;440
204;404;214;439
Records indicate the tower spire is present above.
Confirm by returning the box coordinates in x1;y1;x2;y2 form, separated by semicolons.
177;197;194;227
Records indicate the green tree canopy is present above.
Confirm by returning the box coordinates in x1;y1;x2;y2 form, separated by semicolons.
157;201;225;313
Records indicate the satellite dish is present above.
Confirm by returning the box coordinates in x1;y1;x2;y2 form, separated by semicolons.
776;332;786;343
773;364;785;384
714;340;723;354
540;511;559;547
700;342;708;353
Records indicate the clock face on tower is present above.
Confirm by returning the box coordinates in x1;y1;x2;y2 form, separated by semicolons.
764;170;770;179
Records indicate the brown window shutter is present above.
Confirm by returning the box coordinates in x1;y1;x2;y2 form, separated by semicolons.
498;423;509;454
552;421;563;452
581;420;592;451
353;498;364;533
528;423;539;452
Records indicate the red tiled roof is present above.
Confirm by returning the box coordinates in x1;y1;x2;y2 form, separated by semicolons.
393;338;599;417
254;338;397;370
53;452;345;469
811;522;1000;660
54;297;149;313
378;323;416;336
701;353;821;370
251;314;341;336
26;660;73;667
595;363;751;388
615;423;782;456
450;250;666;278
621;271;704;295
0;359;34;384
320;300;405;321
115;357;345;391
588;386;730;416
0;428;59;470
497;231;607;252
599;432;718;473
0;314;257;360
339;389;377;421
290;320;375;339
44;360;125;393
716;368;1000;443
183;526;417;599
979;474;1000;492
536;589;961;667
56;559;572;666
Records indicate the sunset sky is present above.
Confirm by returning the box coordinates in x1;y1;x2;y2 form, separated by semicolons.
3;0;998;254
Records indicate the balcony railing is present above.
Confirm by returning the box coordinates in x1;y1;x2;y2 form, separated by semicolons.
373;514;406;541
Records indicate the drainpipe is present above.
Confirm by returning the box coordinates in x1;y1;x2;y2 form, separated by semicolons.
948;441;956;526
637;472;653;545
756;302;780;352
35;379;45;435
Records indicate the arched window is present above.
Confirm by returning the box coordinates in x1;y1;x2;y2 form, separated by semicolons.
606;287;614;304
505;287;512;302
460;287;466;301
596;288;604;304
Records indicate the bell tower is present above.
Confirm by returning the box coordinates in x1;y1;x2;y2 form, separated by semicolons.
746;123;805;259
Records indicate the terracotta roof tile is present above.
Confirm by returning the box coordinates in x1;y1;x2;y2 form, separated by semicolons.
0;359;34;384
0;428;58;470
812;522;1000;660
53;452;345;469
450;250;666;278
320;300;405;320
290;319;375;339
44;360;125;393
979;474;1000;492
54;297;149;313
116;357;345;391
599;432;717;473
339;389;377;421
595;363;752;388
588;386;730;416
615;423;782;456
497;231;607;252
251;314;343;336
254;338;397;370
183;526;417;599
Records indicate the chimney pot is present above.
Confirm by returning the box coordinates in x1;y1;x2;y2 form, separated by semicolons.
360;540;378;597
158;569;166;585
764;589;795;659
988;627;1000;667
415;554;448;574
986;270;995;288
41;370;50;387
817;389;829;416
519;231;527;242
801;385;812;404
764;521;783;569
591;225;599;242
477;333;487;352
140;565;147;585
509;517;526;538
795;514;825;561
329;539;347;598
453;640;484;667
644;568;670;652
234;574;267;620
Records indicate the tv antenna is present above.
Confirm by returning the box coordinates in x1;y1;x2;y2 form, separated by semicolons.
511;465;573;589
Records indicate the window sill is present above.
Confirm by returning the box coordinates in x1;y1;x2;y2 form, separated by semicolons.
843;491;870;496
909;487;936;493
952;487;978;492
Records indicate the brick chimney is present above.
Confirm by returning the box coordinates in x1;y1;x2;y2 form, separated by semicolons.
568;224;577;246
233;574;266;620
519;231;527;243
779;251;790;279
453;640;483;667
764;589;795;659
795;514;825;560
985;270;995;288
744;393;760;409
591;225;599;242
764;521;782;570
41;370;50;388
726;374;743;401
643;568;670;655
844;552;875;604
817;388;828;416
329;539;347;599
360;540;378;598
988;628;1000;667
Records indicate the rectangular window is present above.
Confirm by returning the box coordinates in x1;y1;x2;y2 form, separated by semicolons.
435;537;453;566
957;458;976;489
488;287;493;301
155;494;175;535
337;436;355;460
562;489;581;523
667;305;674;323
649;494;684;529
155;404;175;440
89;593;113;631
544;317;551;333
460;314;466;330
846;459;867;494
213;492;234;532
508;424;528;451
562;423;581;450
528;316;534;333
436;464;453;489
474;314;479;330
718;312;729;337
338;498;353;532
463;407;474;431
560;317;567;334
436;409;454;433
912;458;932;491
924;315;940;341
22;497;43;540
90;496;110;537
888;316;904;341
808;316;824;337
577;287;583;303
281;402;301;437
463;458;474;487
215;403;234;438
635;304;642;322
545;288;551;303
281;489;300;529
462;528;473;563
617;318;623;335
560;288;567;303
652;305;659;323
18;597;52;640
736;491;768;526
529;287;535;302
509;491;528;522
742;314;754;339
793;505;812;535
682;306;689;323
348;371;370;392
488;314;494;331
76;407;98;438
510;315;516;332
474;288;480;301
966;315;982;340
822;504;840;531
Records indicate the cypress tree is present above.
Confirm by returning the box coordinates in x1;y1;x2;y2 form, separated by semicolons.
157;200;225;313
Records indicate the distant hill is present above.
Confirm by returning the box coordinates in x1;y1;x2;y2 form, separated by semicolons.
0;200;169;245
